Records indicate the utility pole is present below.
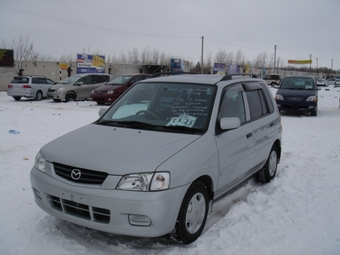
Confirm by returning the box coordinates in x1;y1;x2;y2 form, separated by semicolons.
201;36;204;74
310;54;312;71
274;45;276;73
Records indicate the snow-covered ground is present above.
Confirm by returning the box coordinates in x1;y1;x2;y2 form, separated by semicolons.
1;86;340;255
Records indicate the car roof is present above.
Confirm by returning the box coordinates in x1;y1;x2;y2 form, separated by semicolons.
145;73;260;86
283;75;314;78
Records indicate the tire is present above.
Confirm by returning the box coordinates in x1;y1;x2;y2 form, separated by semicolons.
174;181;209;244
97;102;105;105
35;91;43;101
13;96;21;101
311;110;317;116
53;99;61;102
65;92;76;102
258;145;278;183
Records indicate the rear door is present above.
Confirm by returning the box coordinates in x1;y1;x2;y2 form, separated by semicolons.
76;75;93;99
244;81;278;169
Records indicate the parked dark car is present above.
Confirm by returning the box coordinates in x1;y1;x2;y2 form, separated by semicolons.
91;73;151;105
275;75;318;116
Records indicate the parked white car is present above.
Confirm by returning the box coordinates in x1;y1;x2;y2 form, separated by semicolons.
30;73;282;244
7;75;56;101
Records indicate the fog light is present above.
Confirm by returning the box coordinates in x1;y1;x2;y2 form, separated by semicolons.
34;188;42;200
128;214;151;226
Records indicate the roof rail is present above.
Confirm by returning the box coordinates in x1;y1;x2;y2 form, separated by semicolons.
220;73;259;81
149;71;199;78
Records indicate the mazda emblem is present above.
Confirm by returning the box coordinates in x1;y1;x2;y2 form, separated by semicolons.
71;169;81;180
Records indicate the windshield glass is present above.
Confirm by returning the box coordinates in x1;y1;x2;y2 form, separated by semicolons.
106;75;132;85
98;82;216;133
60;75;82;85
280;77;315;90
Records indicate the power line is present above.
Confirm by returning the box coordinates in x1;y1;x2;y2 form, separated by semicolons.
0;4;200;39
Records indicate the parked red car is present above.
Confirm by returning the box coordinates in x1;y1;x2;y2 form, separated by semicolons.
91;73;150;105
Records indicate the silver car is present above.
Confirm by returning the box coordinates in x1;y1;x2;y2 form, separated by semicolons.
30;74;282;244
7;75;56;101
46;73;112;102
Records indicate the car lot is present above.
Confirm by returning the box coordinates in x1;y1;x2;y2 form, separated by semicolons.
1;85;340;254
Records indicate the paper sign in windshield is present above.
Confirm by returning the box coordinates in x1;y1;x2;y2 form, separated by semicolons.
166;114;197;128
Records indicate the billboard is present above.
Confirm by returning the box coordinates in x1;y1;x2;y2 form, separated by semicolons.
288;59;312;65
77;54;105;74
213;63;225;75
0;49;14;67
170;58;183;72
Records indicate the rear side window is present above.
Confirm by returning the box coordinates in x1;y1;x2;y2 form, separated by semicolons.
32;78;47;84
245;89;270;120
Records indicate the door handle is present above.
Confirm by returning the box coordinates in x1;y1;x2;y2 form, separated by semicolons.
270;122;274;127
246;133;252;138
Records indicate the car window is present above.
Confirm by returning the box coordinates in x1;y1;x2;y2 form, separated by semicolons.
281;77;315;90
78;75;93;85
245;89;270;120
11;77;29;83
218;83;246;123
93;75;109;84
100;82;216;132
46;78;55;85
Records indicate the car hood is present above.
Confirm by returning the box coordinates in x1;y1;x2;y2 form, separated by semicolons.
95;84;122;92
41;124;200;175
277;88;317;98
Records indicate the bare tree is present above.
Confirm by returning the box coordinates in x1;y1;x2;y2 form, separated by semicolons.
234;49;246;66
128;47;140;65
59;54;75;62
8;34;39;65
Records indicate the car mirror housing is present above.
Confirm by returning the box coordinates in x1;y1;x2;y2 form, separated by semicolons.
220;117;241;130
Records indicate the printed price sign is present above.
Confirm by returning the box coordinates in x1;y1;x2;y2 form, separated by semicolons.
166;114;197;128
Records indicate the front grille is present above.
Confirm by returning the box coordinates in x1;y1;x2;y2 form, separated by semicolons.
286;97;303;101
49;195;110;223
54;163;108;184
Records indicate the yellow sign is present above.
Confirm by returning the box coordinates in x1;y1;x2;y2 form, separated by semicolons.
59;63;68;70
92;55;105;67
288;59;312;65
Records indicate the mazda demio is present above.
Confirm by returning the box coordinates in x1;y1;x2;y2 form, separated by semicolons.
30;74;282;244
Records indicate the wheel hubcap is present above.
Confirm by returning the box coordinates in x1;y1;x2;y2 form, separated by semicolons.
185;193;206;234
268;150;277;176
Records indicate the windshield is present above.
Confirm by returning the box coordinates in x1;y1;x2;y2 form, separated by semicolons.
98;82;216;133
106;75;132;85
280;77;315;90
60;75;82;85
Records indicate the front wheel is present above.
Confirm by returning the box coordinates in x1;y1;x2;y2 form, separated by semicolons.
173;181;209;244
65;92;76;102
258;145;278;183
13;96;21;101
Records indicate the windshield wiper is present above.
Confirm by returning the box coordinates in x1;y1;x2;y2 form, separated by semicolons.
162;125;203;133
97;120;154;128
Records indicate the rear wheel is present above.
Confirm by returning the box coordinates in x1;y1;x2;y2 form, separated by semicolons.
13;96;21;101
173;181;209;244
35;91;43;101
65;92;76;102
258;145;278;183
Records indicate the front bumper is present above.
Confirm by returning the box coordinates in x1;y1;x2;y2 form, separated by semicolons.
30;167;187;238
91;94;119;104
276;101;317;112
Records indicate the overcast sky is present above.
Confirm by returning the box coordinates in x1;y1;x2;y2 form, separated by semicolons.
1;0;339;70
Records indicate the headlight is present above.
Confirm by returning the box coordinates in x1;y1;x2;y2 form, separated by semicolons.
275;94;284;100
107;90;114;94
306;96;317;101
117;172;170;191
34;152;46;172
57;87;65;93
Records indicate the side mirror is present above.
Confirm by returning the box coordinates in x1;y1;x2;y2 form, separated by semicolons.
99;107;109;117
220;117;241;130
